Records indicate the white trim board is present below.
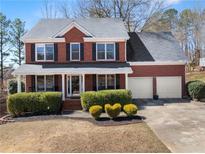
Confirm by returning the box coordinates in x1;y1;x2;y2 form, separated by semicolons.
128;61;187;66
22;38;65;43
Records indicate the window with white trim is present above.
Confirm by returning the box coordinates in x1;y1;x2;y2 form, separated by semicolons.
36;44;54;61
36;75;54;91
96;43;115;60
70;43;80;61
97;74;116;90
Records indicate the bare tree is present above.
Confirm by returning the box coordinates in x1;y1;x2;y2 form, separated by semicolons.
41;0;58;18
59;1;70;18
77;0;165;31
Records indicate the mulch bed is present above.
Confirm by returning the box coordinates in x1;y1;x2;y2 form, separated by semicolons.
88;115;145;126
1;114;145;126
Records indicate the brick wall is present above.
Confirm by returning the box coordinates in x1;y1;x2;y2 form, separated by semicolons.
25;27;126;63
25;75;32;92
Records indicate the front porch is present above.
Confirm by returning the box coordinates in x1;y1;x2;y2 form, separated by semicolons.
25;74;127;110
13;63;132;110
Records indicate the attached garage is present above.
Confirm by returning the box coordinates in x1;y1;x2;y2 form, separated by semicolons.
128;77;153;99
156;76;182;98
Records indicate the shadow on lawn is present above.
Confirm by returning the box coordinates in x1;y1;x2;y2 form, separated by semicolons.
89;115;146;126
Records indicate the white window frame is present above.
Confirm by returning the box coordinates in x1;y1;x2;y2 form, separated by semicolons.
96;74;116;91
35;43;54;61
96;42;115;61
70;42;80;61
35;75;54;92
67;74;82;97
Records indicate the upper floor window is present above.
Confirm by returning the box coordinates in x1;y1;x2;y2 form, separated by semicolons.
96;43;115;61
70;43;80;61
35;44;54;61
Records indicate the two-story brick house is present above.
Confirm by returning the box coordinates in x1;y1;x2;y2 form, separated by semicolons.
13;18;187;110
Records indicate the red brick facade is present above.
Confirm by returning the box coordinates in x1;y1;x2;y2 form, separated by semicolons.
24;25;185;109
129;65;186;97
25;27;126;63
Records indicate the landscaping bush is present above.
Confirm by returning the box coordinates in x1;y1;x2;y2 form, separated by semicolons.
104;103;121;119
80;89;132;110
7;92;62;116
123;104;138;117
89;105;103;119
186;80;205;100
8;80;25;94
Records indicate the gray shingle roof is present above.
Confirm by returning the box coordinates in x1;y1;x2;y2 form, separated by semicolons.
127;32;187;62
22;18;129;40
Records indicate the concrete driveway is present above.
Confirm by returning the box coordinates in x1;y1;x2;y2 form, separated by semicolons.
138;100;205;153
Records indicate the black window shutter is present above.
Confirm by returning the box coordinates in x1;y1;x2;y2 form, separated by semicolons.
116;74;120;89
80;43;84;61
31;44;35;62
92;74;96;91
115;42;119;60
92;43;96;61
31;75;36;92
54;43;58;61
66;43;70;61
54;75;58;91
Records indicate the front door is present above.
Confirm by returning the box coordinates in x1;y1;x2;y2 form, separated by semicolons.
67;75;81;96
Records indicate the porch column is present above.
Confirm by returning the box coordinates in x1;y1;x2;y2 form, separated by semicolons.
125;73;128;90
62;74;65;101
17;75;22;93
82;74;85;92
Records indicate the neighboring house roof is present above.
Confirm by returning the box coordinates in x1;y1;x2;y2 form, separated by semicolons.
127;32;187;62
22;18;129;41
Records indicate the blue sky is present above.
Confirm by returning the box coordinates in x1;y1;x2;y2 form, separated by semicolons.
0;0;205;31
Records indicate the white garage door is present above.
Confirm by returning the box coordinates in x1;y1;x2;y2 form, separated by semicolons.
128;77;153;99
157;76;182;98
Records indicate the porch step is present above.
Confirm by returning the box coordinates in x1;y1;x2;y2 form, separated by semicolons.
62;99;82;110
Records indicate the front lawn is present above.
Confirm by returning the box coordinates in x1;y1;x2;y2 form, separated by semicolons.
0;118;170;153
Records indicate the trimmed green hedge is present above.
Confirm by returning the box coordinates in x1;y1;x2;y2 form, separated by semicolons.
7;92;62;116
186;80;205;100
80;89;132;110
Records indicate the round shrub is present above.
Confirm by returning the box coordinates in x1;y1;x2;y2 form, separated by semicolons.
186;80;205;100
123;104;138;117
104;103;121;119
89;105;103;119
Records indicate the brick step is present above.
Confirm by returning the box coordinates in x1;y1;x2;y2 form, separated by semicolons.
62;99;82;110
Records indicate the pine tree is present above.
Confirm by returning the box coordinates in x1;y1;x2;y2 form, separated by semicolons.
0;12;10;92
10;18;26;66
